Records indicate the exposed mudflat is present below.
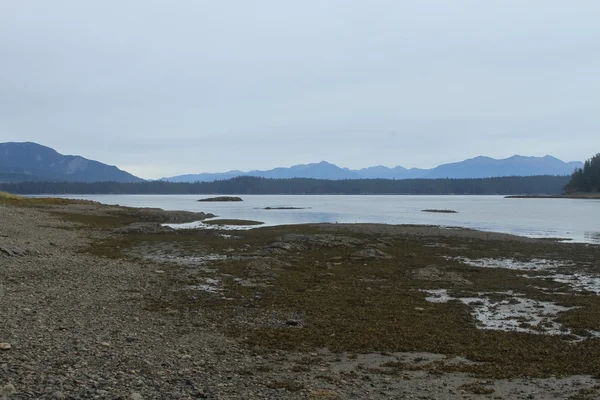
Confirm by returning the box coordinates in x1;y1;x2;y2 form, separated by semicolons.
2;196;600;399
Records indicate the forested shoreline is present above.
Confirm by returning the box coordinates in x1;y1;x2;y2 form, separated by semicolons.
565;153;600;193
0;175;569;195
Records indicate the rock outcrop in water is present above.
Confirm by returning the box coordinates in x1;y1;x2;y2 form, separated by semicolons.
198;196;243;202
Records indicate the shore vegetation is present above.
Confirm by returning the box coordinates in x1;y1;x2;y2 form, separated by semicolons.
565;153;600;194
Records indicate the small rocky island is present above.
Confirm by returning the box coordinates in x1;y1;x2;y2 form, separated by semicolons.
264;206;309;210
422;209;458;213
197;196;243;202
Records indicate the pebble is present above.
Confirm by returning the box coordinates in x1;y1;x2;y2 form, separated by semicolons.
3;196;600;400
0;343;11;350
1;383;16;396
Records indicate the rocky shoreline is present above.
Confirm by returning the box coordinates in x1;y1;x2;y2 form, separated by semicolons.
2;197;600;399
505;193;600;199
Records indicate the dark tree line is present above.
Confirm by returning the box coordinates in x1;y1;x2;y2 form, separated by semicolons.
565;153;600;193
0;175;569;195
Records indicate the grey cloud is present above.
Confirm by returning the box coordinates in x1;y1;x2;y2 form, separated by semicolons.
1;0;599;178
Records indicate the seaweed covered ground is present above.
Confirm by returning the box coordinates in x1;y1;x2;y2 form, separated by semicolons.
2;194;600;399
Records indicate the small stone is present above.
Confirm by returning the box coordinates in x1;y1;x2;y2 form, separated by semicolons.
154;270;165;274
285;319;299;327
1;383;16;396
100;342;111;348
309;389;339;399
130;393;143;400
415;307;425;311
0;343;11;350
0;247;15;257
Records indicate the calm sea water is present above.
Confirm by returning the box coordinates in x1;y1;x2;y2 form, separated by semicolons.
53;194;600;244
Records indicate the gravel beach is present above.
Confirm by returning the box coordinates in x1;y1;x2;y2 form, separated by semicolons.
2;200;600;399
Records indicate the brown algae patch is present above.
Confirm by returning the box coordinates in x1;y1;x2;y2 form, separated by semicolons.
75;213;600;378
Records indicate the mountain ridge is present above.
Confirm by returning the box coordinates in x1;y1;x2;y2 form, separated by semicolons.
163;155;583;182
0;142;585;183
0;142;143;183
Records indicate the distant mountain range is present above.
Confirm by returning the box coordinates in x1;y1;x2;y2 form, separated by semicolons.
0;142;142;183
0;142;584;183
163;156;583;182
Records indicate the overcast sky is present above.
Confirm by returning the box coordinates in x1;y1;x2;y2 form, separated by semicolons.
1;1;599;179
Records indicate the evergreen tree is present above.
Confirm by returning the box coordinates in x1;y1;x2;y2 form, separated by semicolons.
0;175;571;195
565;153;600;193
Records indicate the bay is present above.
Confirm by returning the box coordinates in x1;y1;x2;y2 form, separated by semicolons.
53;194;600;244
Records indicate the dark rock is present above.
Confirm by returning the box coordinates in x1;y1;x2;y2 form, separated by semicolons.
411;266;472;285
277;234;364;249
0;246;14;256
197;197;243;202
0;246;25;257
351;248;392;260
269;242;297;252
263;207;308;210
113;223;176;234
245;257;290;278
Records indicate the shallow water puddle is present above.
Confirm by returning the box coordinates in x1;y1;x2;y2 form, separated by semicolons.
164;221;258;230
452;257;600;294
218;233;241;239
525;273;600;294
454;257;571;271
155;253;227;266
423;289;586;337
185;277;222;293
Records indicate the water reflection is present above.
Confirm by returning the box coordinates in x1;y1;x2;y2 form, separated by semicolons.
55;194;600;244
